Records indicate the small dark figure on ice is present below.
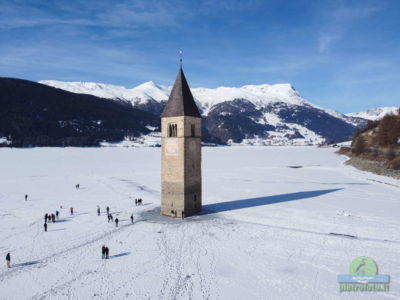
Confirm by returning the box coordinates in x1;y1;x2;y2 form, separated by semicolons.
47;214;51;222
44;222;47;232
51;214;56;223
102;245;106;259
70;207;74;215
6;253;10;268
25;194;28;201
56;210;59;219
97;206;100;216
137;198;143;205
107;214;111;223
106;206;109;214
115;218;119;227
135;199;138;206
75;184;80;189
109;214;113;222
44;213;48;223
105;247;109;259
130;214;134;224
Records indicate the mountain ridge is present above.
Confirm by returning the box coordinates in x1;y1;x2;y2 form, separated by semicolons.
40;79;370;123
0;77;378;147
346;107;399;121
39;79;365;145
0;78;159;147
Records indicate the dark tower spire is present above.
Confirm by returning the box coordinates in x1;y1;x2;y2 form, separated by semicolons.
161;68;201;118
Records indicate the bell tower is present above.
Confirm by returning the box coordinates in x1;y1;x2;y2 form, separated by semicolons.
161;67;202;218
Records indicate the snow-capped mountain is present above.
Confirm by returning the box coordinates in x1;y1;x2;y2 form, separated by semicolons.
346;107;399;121
0;78;160;147
39;80;362;145
40;80;169;105
41;80;339;117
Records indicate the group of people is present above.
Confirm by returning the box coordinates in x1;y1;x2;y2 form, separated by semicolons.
43;207;74;232
101;245;110;259
102;206;134;226
44;212;58;223
4;185;143;269
170;210;185;219
43;211;60;232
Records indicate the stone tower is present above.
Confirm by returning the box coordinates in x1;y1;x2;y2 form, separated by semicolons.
161;67;202;218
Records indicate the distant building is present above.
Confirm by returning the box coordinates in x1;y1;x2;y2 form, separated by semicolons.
161;67;202;218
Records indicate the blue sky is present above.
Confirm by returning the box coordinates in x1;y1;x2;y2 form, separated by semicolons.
0;0;399;113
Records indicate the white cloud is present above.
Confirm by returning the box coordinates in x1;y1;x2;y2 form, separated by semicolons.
334;6;382;18
316;4;382;53
317;32;342;53
0;0;182;30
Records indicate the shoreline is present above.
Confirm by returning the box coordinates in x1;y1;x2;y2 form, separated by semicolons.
338;150;400;180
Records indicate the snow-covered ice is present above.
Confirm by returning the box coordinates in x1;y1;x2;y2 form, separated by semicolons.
0;147;399;299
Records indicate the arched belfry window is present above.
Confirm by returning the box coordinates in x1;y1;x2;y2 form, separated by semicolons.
191;124;195;137
168;123;177;137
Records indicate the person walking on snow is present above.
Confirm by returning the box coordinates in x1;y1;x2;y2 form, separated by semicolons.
51;214;55;223
70;207;74;215
6;253;10;268
135;199;137;206
105;247;109;259
44;213;48;223
130;214;133;224
106;206;109;215
25;194;28;201
115;218;119;227
44;222;47;232
97;206;100;216
102;245;106;259
56;211;59;219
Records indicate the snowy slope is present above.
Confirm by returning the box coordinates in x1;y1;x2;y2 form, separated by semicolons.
41;80;312;110
347;107;399;121
0;147;399;299
40;80;170;104
39;80;359;145
192;83;308;114
40;80;344;119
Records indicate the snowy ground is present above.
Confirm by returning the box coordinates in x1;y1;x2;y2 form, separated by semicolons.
0;147;399;300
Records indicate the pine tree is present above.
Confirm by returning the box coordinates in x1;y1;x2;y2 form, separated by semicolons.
352;136;365;155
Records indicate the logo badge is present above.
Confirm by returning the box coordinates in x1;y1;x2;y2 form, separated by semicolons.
338;256;390;292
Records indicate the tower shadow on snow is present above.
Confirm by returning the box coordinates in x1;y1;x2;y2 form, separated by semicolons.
201;188;343;215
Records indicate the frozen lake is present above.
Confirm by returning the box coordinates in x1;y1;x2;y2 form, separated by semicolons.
0;146;399;299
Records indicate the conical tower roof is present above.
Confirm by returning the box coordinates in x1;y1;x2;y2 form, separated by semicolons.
161;68;201;118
